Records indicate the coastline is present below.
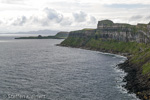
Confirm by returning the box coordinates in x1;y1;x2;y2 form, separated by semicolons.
58;44;149;100
57;19;150;100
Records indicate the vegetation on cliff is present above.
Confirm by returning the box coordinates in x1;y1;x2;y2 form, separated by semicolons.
60;20;150;100
61;36;150;99
54;31;69;38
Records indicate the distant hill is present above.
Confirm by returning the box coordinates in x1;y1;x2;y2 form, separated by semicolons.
2;30;59;36
15;31;69;39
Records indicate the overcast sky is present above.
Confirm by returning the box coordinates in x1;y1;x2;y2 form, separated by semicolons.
0;0;150;33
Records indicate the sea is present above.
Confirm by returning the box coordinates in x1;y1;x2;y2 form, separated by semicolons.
0;34;139;100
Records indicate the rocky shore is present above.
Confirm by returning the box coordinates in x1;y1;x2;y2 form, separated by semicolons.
59;20;150;100
59;43;150;100
119;60;150;100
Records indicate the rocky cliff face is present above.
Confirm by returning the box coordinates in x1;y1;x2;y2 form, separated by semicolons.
69;20;150;43
69;29;96;38
60;20;150;100
97;20;150;43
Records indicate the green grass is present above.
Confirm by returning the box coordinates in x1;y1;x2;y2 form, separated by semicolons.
85;38;147;54
61;37;150;75
61;37;89;47
142;63;150;74
55;32;69;38
82;28;95;31
85;39;150;75
98;20;114;25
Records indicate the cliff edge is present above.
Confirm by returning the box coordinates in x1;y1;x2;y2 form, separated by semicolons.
60;20;150;100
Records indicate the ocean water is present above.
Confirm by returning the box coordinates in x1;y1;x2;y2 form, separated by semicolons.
0;38;139;100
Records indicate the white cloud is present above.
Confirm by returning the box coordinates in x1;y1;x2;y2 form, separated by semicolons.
88;16;97;24
0;0;25;4
0;0;150;33
44;8;63;23
59;17;72;26
73;11;87;22
130;15;143;21
12;16;27;26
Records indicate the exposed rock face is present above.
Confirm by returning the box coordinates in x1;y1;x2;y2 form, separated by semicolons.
69;29;96;38
60;20;150;100
96;20;150;43
69;20;150;43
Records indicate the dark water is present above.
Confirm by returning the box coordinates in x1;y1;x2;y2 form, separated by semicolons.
0;39;138;100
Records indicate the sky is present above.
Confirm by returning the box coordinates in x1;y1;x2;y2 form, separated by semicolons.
0;0;150;33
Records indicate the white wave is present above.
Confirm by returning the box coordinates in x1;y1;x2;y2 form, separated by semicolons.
129;93;141;100
98;51;127;59
116;85;128;94
114;65;139;100
119;60;126;63
115;55;127;59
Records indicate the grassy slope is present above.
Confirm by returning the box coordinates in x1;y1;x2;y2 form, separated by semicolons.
61;35;150;99
55;32;69;39
60;23;150;99
61;37;150;75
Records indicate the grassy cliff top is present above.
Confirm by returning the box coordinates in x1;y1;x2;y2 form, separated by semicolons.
98;20;114;25
82;28;95;31
55;31;69;38
60;19;150;99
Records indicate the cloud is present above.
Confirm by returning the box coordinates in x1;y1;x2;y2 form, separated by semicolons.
145;16;150;20
104;4;150;9
72;11;87;22
44;8;63;23
12;16;27;26
7;8;73;27
129;15;143;21
125;15;150;24
94;0;150;5
1;0;150;33
88;16;97;24
60;17;72;26
1;0;25;4
0;7;98;33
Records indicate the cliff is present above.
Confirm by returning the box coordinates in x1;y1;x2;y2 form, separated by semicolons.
66;20;150;43
97;20;150;43
55;31;69;38
60;20;150;100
